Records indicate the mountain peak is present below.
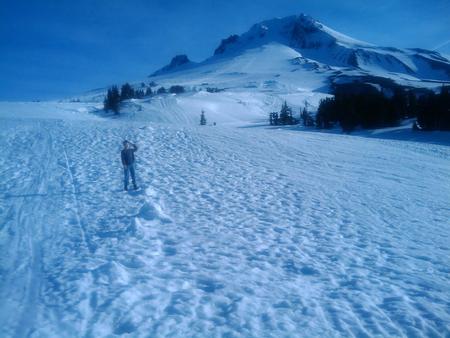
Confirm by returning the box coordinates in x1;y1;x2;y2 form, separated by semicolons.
151;54;195;77
292;13;321;30
212;14;369;58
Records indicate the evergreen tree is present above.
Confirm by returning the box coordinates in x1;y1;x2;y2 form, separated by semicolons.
120;83;135;101
438;85;450;130
145;87;153;96
300;105;314;127
269;112;278;125
407;90;418;118
339;106;358;132
135;89;145;99
391;88;408;119
279;101;295;125
103;90;110;111
103;85;120;114
416;92;434;130
200;110;207;125
103;89;110;111
415;86;450;131
316;97;334;129
157;86;167;94
169;85;185;94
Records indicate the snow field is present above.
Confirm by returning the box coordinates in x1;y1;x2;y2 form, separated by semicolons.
1;104;449;337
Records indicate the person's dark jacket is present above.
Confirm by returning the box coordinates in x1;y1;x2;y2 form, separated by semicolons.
121;144;138;166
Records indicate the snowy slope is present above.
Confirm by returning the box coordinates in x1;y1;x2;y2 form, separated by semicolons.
1;101;449;337
71;41;332;127
79;41;334;124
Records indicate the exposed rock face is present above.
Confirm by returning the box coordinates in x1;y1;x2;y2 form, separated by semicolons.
169;55;190;67
151;54;194;76
214;35;240;55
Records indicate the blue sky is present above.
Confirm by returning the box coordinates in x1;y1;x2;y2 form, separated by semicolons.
1;0;449;101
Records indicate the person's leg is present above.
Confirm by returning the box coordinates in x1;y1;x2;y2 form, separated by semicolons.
123;166;129;190
129;163;137;188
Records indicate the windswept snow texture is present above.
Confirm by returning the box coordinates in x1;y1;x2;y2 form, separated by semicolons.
0;101;450;338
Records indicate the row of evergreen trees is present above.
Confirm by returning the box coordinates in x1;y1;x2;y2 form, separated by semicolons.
269;101;314;126
315;86;409;132
103;83;186;114
269;85;450;132
315;85;450;132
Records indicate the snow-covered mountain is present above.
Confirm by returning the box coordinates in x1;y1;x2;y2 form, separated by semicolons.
71;14;450;126
73;14;450;128
151;14;450;92
73;14;450;125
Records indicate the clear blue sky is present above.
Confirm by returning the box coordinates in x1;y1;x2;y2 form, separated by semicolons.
1;0;449;101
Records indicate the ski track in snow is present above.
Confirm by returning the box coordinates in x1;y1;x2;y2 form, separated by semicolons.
0;113;449;337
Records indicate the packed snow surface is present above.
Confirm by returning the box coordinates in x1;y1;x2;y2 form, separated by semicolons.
0;100;449;337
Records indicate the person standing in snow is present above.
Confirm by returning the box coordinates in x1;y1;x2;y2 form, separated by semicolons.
121;140;138;191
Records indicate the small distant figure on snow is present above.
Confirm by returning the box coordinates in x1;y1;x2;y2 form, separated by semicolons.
121;140;138;191
200;110;207;125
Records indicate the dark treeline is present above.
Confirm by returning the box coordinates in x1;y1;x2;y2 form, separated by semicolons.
414;86;450;131
316;84;450;132
316;84;406;132
104;83;186;114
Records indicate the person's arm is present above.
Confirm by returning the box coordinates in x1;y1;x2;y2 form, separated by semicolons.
121;151;126;166
132;143;138;151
